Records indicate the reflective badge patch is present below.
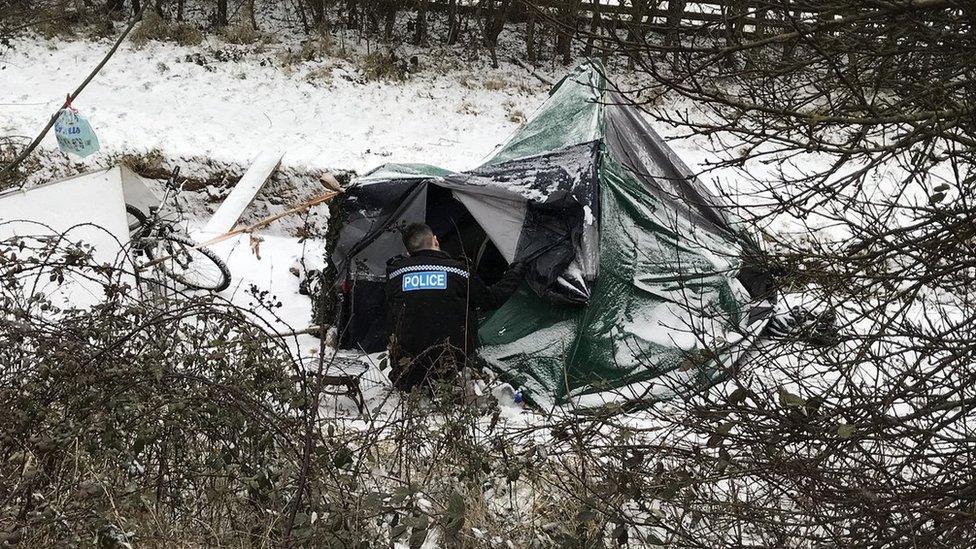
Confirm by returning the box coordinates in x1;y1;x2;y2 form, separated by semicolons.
402;271;448;291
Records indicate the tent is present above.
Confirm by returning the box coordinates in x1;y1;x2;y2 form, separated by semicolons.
331;60;775;408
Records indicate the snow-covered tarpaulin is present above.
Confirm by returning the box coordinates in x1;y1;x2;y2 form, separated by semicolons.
332;60;775;408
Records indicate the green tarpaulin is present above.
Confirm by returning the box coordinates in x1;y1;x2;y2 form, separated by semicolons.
334;60;772;409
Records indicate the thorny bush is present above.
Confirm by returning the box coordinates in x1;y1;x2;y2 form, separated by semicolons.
578;2;976;547
0;231;310;546
0;230;638;547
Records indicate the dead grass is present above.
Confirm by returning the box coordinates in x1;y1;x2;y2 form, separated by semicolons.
459;74;479;90
483;76;509;91
457;100;480;116
502;100;526;124
360;51;406;82
130;11;203;48
0;137;32;189
114;149;169;179
305;66;335;88
278;37;334;67
220;22;265;46
33;10;116;41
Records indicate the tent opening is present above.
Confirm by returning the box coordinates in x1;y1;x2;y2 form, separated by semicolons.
337;181;508;354
425;184;508;287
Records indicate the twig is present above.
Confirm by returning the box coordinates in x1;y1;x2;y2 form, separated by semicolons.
274;324;328;338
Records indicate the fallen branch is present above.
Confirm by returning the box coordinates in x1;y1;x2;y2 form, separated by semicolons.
511;57;554;86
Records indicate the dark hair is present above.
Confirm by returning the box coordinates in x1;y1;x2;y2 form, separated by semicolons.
401;223;435;253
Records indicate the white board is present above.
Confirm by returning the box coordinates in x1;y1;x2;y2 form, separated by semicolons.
202;150;283;235
118;164;161;213
0;169;132;308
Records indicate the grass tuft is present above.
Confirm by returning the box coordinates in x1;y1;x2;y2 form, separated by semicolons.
130;11;203;48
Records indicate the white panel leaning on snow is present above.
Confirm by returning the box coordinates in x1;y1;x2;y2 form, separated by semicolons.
0;168;133;308
202;150;283;235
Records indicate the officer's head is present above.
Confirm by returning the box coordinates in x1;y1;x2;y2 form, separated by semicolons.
402;223;439;254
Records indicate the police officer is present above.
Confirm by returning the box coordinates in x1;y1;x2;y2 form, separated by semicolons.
385;223;526;392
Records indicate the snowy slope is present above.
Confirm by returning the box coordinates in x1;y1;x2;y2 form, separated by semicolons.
0;34;547;175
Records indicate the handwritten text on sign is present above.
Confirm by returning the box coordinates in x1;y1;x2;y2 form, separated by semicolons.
54;109;100;158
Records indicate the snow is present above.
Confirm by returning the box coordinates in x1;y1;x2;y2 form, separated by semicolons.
583;204;595;226
206;231;326;356
621;300;700;351
0;34;547;176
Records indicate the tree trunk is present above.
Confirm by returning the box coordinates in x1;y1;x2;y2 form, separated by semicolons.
583;0;602;58
216;0;227;26
311;0;327;32
626;0;648;46
383;0;397;41
725;0;746;48
557;0;580;65
665;0;685;47
347;0;359;29
414;0;428;45
132;0;141;16
296;0;310;33
754;5;767;38
600;17;616;65
447;0;459;45
483;0;512;69
365;4;378;34
780;7;798;60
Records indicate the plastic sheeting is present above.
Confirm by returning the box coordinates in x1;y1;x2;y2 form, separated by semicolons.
442;142;599;304
0;167;134;308
478;154;764;407
483;64;604;166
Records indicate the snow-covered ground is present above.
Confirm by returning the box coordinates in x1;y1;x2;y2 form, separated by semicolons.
0;31;771;197
1;34;548;175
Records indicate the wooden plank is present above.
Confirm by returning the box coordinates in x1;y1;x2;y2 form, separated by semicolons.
201;150;283;235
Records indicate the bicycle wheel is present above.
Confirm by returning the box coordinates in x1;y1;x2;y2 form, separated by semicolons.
125;205;148;238
148;234;232;292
